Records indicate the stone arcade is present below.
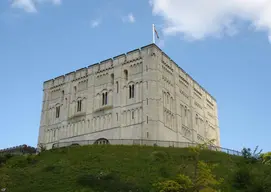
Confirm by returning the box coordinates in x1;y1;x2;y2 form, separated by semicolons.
38;44;220;149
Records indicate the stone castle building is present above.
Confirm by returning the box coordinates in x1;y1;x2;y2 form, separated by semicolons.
38;44;220;149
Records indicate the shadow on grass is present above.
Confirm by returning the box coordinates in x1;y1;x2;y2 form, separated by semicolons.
77;172;143;192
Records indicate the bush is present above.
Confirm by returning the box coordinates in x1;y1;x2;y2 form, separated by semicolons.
0;154;14;166
150;151;169;162
0;173;12;189
26;155;38;165
260;152;271;165
154;180;182;192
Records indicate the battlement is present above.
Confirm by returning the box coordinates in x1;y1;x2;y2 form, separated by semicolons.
43;44;155;89
43;43;216;102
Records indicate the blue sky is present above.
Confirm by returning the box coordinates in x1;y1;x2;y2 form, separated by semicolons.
1;0;271;152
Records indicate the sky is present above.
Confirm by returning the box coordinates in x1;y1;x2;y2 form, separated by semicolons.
1;0;271;152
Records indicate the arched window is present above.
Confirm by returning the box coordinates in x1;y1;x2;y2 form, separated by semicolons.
102;92;108;105
129;84;135;99
124;70;128;81
94;138;109;145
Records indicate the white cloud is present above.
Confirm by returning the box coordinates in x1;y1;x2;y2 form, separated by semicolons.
150;0;271;42
11;0;61;13
122;13;135;23
90;19;101;28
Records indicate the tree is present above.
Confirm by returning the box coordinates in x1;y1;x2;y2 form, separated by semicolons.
260;152;271;165
241;146;262;164
154;140;223;192
37;143;46;153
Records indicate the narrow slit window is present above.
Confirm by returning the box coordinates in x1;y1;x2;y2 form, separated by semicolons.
56;106;60;118
77;100;82;112
132;85;135;98
111;74;114;84
102;93;105;105
61;90;64;101
124;70;128;81
105;92;108;105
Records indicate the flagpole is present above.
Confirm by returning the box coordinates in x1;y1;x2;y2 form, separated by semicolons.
152;24;155;44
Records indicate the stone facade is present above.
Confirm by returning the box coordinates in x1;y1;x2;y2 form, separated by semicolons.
38;44;220;150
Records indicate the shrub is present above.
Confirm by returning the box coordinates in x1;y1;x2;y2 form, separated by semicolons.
241;146;262;164
38;143;46;153
260;152;271;165
150;151;169;162
26;155;38;165
0;173;12;189
154;180;182;192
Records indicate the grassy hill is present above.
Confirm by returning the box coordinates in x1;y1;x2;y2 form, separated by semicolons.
0;145;270;192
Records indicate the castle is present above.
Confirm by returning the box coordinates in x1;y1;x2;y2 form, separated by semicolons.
38;44;220;150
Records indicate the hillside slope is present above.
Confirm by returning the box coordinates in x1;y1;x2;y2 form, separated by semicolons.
0;145;268;192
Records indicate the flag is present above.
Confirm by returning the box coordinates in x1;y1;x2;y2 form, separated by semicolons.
154;25;159;39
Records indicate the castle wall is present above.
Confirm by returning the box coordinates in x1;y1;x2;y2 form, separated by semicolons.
38;44;220;149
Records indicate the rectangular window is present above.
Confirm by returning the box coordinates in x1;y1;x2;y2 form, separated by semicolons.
132;111;134;119
116;113;118;121
147;116;148;124
116;81;119;93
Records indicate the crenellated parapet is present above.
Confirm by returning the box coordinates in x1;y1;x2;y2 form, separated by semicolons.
43;44;155;89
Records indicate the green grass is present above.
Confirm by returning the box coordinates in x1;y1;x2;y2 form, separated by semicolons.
0;145;256;192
